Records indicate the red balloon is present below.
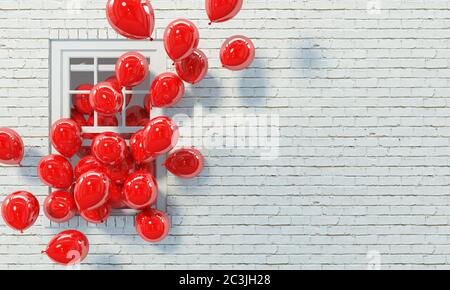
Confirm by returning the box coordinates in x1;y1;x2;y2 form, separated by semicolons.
80;203;111;224
43;230;89;266
74;155;104;180
143;116;179;156
206;0;243;23
77;146;92;158
130;130;155;164
71;109;87;127
148;73;185;108
72;84;94;115
105;75;132;106
175;49;208;84
38;155;74;189
126;106;149;126
105;154;135;185
106;0;155;40
89;82;124;116
44;191;77;223
91;132;127;166
220;35;255;71
50;118;82;158
164;19;199;62
87;114;119;127
74;169;111;211
123;172;158;210
0;128;24;166
115;52;149;88
1;191;39;232
136;161;156;176
109;184;126;209
136;209;170;243
164;147;204;179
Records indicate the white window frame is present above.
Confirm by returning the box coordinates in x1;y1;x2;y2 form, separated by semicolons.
49;40;168;215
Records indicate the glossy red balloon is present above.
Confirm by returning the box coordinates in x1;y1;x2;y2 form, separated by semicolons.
74;169;111;211
80;203;111;224
71;109;87;127
89;82;124;116
206;0;243;23
106;0;155;40
123;172;158;210
220;35;255;71
74;155;104;180
38;155;74;189
109;184;126;209
126;106;149;126
43;230;89;266
50;118;82;158
143;116;179;156
164;147;205;179
0;128;24;166
43;191;77;223
73;84;94;115
175;49;208;84
1;191;39;232
87;114;119;127
115;52;149;88
164;19;199;62
136;209;170;243
105;154;135;185
105;75;132;106
91;132;127;166
77;146;92;158
130;130;155;164
136;161;156;176
148;73;185;108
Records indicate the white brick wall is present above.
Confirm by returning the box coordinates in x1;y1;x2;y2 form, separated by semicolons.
1;0;450;269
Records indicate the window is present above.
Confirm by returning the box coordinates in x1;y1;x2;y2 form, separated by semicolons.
50;40;168;218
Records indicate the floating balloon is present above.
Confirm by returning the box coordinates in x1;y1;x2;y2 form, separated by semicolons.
38;154;73;189
1;191;39;233
136;209;170;243
106;0;155;40
164;19;199;62
116;52;149;88
143;116;179;156
71;109;87;127
43;230;89;266
206;0;243;24
74;169;110;211
126;106;149;126
136;161;156;176
77;146;92;158
164;147;205;179
105;154;135;185
105;75;132;106
80;203;111;224
73;84;94;115
123;172;158;210
220;35;255;71
89;82;124;116
175;49;208;84
74;155;104;180
109;184;126;209
91;132;127;166
148;73;185;108
50;118;82;158
87;114;119;127
0;128;24;166
130;130;155;164
44;191;77;223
